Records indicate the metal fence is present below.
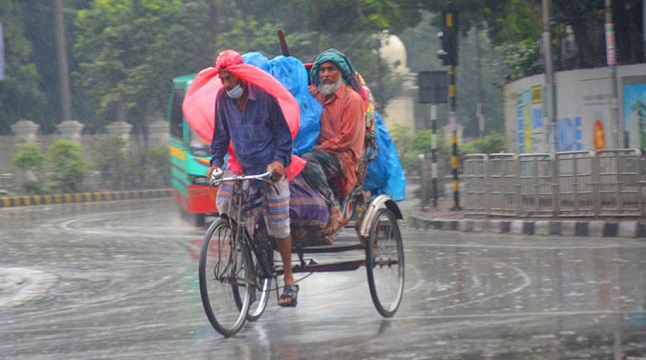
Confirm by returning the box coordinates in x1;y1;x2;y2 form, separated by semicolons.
0;173;15;195
462;154;488;215
459;149;646;217
518;153;556;217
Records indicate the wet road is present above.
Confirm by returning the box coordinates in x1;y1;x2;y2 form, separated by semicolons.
1;198;646;359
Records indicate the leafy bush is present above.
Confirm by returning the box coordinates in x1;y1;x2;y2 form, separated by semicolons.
11;142;51;194
87;137;170;190
388;125;507;175
20;180;56;195
11;142;47;174
147;146;171;187
497;39;539;81
11;140;87;194
47;140;86;193
467;133;507;154
390;126;450;175
87;137;127;189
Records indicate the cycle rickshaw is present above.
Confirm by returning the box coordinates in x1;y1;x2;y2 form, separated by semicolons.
196;49;405;337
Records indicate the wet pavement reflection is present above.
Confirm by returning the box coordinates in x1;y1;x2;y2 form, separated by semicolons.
1;198;645;359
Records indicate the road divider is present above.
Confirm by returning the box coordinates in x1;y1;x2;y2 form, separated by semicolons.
0;189;172;208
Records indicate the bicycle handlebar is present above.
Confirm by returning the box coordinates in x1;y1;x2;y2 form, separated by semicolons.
209;170;273;186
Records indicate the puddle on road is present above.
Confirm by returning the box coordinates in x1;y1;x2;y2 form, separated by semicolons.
0;267;59;307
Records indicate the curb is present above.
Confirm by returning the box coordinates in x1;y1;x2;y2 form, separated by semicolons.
411;215;646;239
0;189;173;209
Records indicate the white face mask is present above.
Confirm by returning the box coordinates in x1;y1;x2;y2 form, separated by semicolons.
226;83;244;99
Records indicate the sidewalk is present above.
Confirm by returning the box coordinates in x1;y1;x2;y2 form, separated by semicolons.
411;198;646;239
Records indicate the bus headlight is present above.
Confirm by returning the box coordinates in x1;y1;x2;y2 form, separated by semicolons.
189;175;209;185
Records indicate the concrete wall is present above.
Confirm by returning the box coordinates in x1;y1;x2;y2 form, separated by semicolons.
0;120;169;187
503;63;646;153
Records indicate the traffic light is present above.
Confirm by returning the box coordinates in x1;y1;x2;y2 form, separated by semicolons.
437;29;450;66
437;9;458;66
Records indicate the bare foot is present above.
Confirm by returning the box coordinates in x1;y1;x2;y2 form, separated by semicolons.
323;207;349;235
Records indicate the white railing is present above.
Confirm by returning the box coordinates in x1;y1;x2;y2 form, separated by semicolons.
423;149;646;218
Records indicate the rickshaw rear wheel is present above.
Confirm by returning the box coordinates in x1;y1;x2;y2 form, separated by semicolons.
365;208;404;317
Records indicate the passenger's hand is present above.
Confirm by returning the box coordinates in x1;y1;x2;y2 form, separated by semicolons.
267;161;285;182
207;166;223;181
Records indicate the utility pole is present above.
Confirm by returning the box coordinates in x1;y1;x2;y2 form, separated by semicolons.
430;104;438;208
475;28;484;137
542;0;557;153
438;7;461;211
605;0;620;148
0;23;5;81
53;0;72;121
418;71;447;210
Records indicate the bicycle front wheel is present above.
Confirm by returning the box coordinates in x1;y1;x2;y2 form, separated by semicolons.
246;223;273;321
199;219;253;337
365;208;405;317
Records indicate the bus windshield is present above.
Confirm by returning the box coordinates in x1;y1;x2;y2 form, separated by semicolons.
189;128;210;157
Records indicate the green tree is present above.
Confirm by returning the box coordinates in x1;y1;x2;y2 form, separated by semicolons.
72;0;214;138
0;0;46;135
215;16;285;55
497;39;539;81
401;13;506;136
553;0;643;67
17;0;95;134
292;0;421;34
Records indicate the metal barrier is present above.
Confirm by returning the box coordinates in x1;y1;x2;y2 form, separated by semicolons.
0;173;15;195
595;149;643;216
419;154;433;210
555;151;596;216
419;154;450;210
463;154;488;215
518;153;556;217
444;148;646;218
487;153;518;216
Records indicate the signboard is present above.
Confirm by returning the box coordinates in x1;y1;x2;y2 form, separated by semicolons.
418;71;448;104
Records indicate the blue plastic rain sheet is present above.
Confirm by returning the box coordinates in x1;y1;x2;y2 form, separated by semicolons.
242;52;405;201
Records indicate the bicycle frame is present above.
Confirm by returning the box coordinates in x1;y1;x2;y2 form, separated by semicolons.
210;172;277;281
200;169;405;337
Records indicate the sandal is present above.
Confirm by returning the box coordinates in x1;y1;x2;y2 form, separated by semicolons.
278;284;299;307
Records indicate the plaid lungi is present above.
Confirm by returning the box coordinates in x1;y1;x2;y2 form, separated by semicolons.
216;172;331;245
216;170;290;239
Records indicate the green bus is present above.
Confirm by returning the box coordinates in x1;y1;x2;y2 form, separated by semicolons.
167;74;217;226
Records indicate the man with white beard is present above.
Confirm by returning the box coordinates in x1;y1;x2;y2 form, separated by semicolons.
302;49;366;235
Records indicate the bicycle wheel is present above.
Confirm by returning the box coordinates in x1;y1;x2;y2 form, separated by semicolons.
199;219;252;337
246;267;271;321
365;208;404;317
246;223;273;321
